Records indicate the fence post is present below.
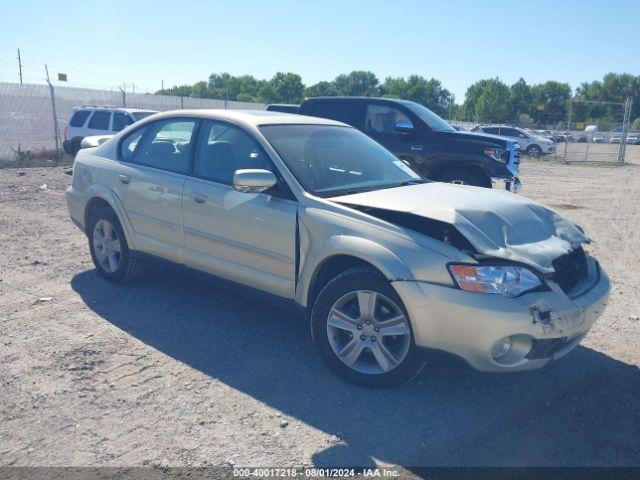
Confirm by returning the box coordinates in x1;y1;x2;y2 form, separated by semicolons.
618;97;632;164
45;65;61;159
119;85;126;107
563;98;572;164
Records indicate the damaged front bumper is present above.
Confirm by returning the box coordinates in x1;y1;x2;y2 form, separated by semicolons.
392;256;610;372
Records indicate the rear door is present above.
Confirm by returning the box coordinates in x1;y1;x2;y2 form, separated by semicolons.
86;111;113;136
307;101;365;130
113;118;197;263
182;119;297;298
363;102;425;166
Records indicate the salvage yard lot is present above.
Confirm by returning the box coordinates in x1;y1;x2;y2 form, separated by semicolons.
1;159;639;470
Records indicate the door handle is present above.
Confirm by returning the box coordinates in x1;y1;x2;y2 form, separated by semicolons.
193;193;207;204
118;174;131;184
411;144;424;151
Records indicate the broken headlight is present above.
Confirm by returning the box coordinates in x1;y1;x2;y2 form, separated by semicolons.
448;264;541;297
484;148;508;163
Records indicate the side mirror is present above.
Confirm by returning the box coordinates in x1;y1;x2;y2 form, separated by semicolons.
232;169;277;194
395;119;415;135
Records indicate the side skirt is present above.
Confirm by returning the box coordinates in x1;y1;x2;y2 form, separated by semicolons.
129;251;308;320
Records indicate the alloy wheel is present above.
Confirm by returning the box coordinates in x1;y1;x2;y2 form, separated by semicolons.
92;219;122;273
326;290;411;374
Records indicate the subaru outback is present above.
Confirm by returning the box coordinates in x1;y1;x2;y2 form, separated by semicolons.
66;110;610;387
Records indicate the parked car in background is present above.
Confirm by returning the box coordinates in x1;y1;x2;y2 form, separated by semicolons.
298;97;520;191
66;109;610;387
626;133;640;145
575;134;588;143
265;104;300;114
531;129;559;142
610;134;622;144
472;125;555;157
592;133;605;143
63;106;157;156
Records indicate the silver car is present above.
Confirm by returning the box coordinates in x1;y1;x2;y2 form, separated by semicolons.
66;110;610;387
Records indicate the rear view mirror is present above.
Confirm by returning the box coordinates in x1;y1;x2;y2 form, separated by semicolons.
233;169;277;194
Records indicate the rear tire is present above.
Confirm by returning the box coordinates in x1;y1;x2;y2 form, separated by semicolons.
436;169;491;188
311;266;424;388
87;207;145;283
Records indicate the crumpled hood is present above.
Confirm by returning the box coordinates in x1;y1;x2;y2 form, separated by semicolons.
330;182;588;273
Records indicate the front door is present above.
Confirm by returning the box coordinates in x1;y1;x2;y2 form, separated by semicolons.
182;119;297;298
363;103;425;169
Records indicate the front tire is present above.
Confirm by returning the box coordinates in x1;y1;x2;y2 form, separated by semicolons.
311;266;424;388
527;145;541;157
88;207;145;283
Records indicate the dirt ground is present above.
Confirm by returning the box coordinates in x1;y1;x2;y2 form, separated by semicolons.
1;159;639;472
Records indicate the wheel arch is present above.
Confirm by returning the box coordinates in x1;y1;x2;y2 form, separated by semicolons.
83;185;136;249
298;236;414;309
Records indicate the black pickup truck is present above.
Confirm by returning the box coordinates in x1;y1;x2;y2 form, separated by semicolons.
285;97;520;191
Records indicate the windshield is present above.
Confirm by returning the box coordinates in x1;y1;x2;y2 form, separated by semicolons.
402;102;455;132
260;124;425;197
132;111;156;121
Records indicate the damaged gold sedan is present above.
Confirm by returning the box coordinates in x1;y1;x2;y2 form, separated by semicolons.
66;110;610;388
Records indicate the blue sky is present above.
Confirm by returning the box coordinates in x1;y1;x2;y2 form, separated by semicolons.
1;0;638;100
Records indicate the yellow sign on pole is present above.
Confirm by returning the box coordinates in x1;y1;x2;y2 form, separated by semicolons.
576;122;584;130
57;73;67;82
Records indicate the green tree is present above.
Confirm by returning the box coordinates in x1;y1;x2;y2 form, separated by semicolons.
382;75;453;117
530;81;571;126
257;72;304;104
462;78;510;123
304;80;336;97
332;71;380;96
508;78;532;121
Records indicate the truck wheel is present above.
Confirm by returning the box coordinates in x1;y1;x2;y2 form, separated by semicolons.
436;169;491;188
311;266;424;388
527;145;541;157
88;207;145;283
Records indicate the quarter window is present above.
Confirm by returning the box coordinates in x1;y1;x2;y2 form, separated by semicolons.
119;127;147;162
194;120;272;185
365;105;413;135
69;110;91;127
132;119;196;174
88;111;111;130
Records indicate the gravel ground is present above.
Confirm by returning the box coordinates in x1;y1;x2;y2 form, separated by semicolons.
1;160;639;472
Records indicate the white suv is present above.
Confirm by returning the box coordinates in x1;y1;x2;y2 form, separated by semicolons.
473;125;555;157
63;106;156;156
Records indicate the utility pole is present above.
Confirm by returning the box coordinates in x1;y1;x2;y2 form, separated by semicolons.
45;65;61;158
17;49;23;84
161;79;164;91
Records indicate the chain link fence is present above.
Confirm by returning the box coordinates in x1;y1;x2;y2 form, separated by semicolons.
0;82;265;167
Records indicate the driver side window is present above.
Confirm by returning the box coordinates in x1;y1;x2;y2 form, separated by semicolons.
365;104;413;135
133;119;196;174
193;120;273;185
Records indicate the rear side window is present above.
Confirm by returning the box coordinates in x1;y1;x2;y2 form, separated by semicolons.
69;110;91;127
132;119;197;174
310;102;364;129
88;111;111;130
112;112;134;132
483;127;499;134
120;127;147;161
